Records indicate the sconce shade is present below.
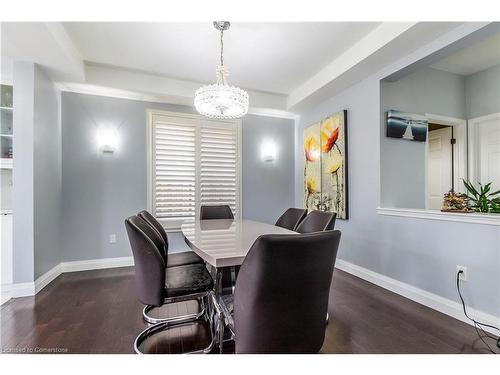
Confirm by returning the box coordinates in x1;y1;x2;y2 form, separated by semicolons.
97;127;118;153
261;140;277;162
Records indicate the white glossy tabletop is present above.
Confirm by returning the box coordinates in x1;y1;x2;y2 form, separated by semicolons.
181;219;296;268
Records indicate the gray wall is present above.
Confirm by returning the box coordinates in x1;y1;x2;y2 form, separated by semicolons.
295;75;500;317
61;92;295;261
242;115;295;224
465;64;500;119
12;62;62;281
380;67;466;208
12;62;35;283
33;65;62;279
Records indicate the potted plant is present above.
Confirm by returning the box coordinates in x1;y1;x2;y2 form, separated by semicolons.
462;180;500;214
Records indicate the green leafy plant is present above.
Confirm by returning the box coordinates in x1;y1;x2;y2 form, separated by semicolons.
463;180;500;214
490;197;500;213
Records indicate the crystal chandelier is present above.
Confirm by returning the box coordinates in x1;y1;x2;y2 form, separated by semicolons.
194;21;249;119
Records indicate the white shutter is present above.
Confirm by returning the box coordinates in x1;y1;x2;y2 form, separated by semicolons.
151;115;197;229
200;123;239;217
148;111;241;230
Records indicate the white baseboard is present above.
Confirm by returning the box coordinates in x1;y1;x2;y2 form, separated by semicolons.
335;259;500;335
60;256;134;273
34;263;63;294
1;256;134;305
1;281;35;304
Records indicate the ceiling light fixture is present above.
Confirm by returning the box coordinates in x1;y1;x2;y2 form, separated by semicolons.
194;21;249;119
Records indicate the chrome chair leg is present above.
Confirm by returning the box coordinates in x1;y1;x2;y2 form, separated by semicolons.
143;297;206;324
135;294;215;354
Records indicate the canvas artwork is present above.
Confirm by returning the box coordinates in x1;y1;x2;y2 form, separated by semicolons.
303;110;348;219
386;110;428;142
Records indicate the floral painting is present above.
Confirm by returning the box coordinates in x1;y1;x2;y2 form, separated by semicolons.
303;123;321;211
303;110;348;219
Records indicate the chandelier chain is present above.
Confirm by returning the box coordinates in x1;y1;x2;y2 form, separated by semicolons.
220;30;224;67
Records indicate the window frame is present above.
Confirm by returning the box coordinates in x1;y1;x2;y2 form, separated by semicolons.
146;109;242;231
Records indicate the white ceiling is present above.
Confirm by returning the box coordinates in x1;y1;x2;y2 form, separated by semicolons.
4;22;486;113
431;32;500;76
63;22;380;95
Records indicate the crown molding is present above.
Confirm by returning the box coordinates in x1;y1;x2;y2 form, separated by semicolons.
56;81;298;120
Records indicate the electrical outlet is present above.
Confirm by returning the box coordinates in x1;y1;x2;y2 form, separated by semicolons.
456;265;467;281
109;234;117;244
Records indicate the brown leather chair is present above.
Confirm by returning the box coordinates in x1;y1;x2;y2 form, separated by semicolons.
200;205;234;220
295;210;337;233
125;215;215;354
138;210;204;268
275;208;307;231
229;230;341;353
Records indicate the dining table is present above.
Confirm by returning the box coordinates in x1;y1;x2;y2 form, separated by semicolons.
181;218;297;351
181;218;296;268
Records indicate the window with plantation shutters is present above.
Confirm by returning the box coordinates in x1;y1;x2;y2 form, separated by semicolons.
147;111;241;230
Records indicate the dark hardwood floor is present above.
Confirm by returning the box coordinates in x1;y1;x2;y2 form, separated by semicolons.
0;266;495;354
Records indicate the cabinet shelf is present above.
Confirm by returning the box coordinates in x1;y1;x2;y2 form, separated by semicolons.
1;85;13;169
0;158;13;169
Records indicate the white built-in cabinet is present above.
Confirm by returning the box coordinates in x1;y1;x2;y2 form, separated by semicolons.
1;213;13;286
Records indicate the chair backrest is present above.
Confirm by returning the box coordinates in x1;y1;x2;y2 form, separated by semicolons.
138;210;169;261
234;230;341;353
275;208;307;231
295;210;337;233
200;204;234;220
124;216;166;307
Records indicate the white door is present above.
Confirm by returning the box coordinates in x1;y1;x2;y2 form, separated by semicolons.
427;127;452;210
478;117;500;191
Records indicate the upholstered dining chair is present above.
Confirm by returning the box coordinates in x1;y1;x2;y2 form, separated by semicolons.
275;208;307;231
200;204;234;220
125;215;215;354
295;210;337;233
218;230;341;353
138;210;204;268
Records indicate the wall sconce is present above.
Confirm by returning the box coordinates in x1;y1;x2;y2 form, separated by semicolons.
261;140;277;162
97;127;118;153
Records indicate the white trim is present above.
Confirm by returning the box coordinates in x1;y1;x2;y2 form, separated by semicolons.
1;282;35;304
247;107;298;120
335;259;500;335
34;263;63;294
377;206;500;226
60;256;134;273
1;256;134;305
426;113;467;128
57;81;297;120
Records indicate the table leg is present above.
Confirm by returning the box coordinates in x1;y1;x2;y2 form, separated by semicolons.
214;268;224;353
